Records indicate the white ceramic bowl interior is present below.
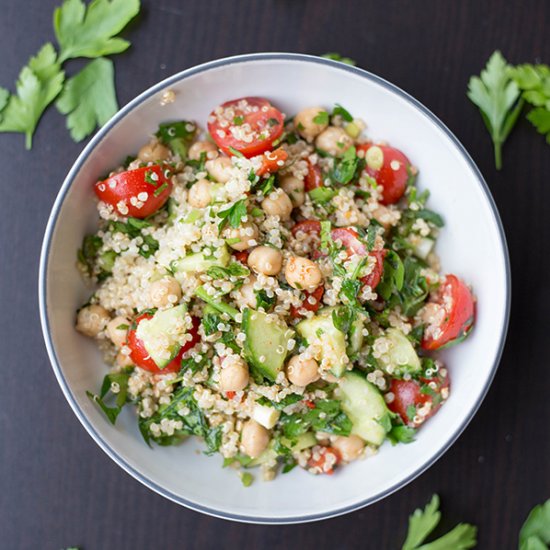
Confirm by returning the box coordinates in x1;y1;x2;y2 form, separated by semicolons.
40;53;510;524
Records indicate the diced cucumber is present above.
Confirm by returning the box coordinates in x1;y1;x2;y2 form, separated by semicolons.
281;432;317;452
252;402;281;429
135;304;188;369
171;245;230;277
248;441;277;467
242;309;293;382
337;371;390;446
411;236;435;261
378;328;421;376
347;316;365;358
296;308;348;377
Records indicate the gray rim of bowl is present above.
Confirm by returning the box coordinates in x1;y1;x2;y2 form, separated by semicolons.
39;52;511;525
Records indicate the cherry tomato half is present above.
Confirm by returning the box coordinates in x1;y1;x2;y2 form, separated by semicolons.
388;370;450;427
357;144;411;205
291;219;321;238
307;446;341;475
94;165;173;219
290;286;325;318
207;97;284;158
421;274;475;351
304;161;324;191
127;314;200;374
331;227;367;256
256;148;288;176
360;249;387;290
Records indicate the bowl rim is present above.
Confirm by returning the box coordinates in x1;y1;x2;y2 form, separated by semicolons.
39;52;511;524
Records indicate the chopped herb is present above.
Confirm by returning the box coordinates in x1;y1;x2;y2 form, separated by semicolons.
387;424;417;445
321;53;357;66
519;499;550;549
195;285;239;320
267;117;280;126
308;186;337;203
331;145;364;185
228;145;245;158
87;369;132;425
256;393;303;410
207;262;250;279
415;209;444;228
240;472;254;487
156;120;196;159
376;250;405;301
233;115;244;125
332;103;353;122
313;110;329;125
116;323;129;330
153;182;168;197
77;234;102;275
217;199;247;233
144;169;159;186
255;289;276;311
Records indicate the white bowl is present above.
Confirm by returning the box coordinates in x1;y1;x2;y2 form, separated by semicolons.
39;53;510;524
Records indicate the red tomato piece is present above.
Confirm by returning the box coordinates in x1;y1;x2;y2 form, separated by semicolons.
360;249;387;290
233;250;250;264
331;227;367;256
307;446;341;475
256;148;288;176
304;161;324;191
94;165;173;219
127;314;200;374
357;144;411;205
290;286;325;318
304;400;316;409
225;391;236;400
421;275;475;350
207;97;284;158
388;370;449;427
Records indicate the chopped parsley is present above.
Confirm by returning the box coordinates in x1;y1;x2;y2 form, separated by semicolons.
217;199;248;232
313;110;329;125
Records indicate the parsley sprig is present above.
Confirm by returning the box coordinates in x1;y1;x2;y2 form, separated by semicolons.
402;494;477;550
0;0;139;148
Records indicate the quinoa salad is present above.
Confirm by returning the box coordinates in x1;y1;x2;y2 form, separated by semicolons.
76;97;476;483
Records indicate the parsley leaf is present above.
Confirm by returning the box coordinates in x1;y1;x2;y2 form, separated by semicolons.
313;111;329;125
0;88;8;115
217;199;247;232
331;145;363;184
0;43;64;149
402;494;477;550
56;57;118;141
156;120;196;159
54;0;140;62
206;262;250;279
308;186;337;204
87;369;132;425
332;103;353;122
467;50;524;169
519;500;550;550
387;424;417;445
526;108;550;145
321;53;357;66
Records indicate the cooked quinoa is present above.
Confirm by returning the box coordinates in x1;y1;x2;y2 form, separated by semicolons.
77;97;475;483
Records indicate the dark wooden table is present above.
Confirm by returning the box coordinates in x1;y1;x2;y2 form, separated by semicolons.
1;1;549;548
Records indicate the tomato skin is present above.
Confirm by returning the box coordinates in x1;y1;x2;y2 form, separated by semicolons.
94;165;172;219
127;314;200;374
256;148;288;176
307;446;341;475
360;249;387;290
421;275;475;351
304;161;324;191
290;286;325;318
388;372;449;427
357;144;411;205
207;97;284;158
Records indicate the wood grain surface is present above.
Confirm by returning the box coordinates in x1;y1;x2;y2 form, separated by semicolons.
0;1;549;548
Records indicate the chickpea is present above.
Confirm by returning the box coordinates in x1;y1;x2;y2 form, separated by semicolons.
205;156;232;183
315;127;353;157
279;175;305;207
333;435;365;462
116;350;134;368
285;256;323;291
106;316;130;347
149;276;182;308
76;305;110;338
241;420;270;458
224;222;259;251
187;178;212;208
238;276;258;309
247;246;283;276
261;189;293;220
188;140;218;161
294;107;329;142
137;141;170;163
219;356;249;392
286;354;320;386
